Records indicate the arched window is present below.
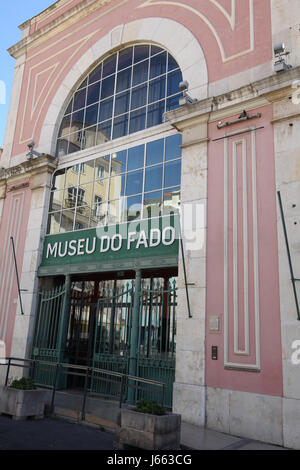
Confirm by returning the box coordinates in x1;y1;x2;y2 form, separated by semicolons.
56;44;183;157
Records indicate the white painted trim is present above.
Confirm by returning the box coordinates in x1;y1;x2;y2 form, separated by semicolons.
233;139;250;356
38;18;208;156
31;63;60;120
224;130;260;370
1;62;26;166
224;137;229;365
232;140;238;350
242;139;249;355
0;191;25;341
3;195;24;337
251;129;261;370
0;195;17;336
137;0;254;62
20;30;100;146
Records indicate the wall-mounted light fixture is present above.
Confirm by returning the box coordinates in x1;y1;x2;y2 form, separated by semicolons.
26;141;42;160
179;81;198;106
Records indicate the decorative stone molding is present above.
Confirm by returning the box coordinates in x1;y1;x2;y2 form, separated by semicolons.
9;0;114;58
165;65;300;127
0;183;6;200
7;182;30;193
0;155;57;185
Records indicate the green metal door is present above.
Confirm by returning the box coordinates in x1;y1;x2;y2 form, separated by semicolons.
91;277;177;408
136;278;177;408
31;284;68;388
91;281;133;398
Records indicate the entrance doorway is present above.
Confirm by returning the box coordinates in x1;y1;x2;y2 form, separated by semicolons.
32;268;177;407
65;277;134;389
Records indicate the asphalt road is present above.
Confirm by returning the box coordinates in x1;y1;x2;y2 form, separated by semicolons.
0;415;115;450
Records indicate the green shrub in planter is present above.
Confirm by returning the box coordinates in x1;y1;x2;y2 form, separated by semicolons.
134;398;166;416
117;399;181;450
0;378;46;420
10;377;36;390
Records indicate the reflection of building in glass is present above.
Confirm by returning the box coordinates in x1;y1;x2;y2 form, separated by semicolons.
47;135;182;234
57;124;111;157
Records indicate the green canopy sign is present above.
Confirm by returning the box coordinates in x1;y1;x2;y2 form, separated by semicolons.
40;215;179;272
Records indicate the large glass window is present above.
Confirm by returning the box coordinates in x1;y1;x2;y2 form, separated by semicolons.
47;134;182;234
56;45;182;157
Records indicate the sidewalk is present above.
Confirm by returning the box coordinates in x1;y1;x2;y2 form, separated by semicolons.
0;414;288;450
181;422;287;450
40;389;289;450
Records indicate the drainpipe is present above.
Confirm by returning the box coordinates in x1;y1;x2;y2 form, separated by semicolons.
128;269;141;404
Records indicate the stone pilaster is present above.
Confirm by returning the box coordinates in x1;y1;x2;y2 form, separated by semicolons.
269;86;300;449
7;156;57;376
166;104;211;426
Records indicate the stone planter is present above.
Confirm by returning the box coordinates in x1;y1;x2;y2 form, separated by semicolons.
117;406;181;450
0;386;46;420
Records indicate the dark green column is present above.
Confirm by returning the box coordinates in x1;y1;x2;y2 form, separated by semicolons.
57;274;71;363
128;269;141;404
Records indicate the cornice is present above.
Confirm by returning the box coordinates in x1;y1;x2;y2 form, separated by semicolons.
165;98;214;130
180;137;210;149
0;155;57;185
271;111;300;124
18;0;67;30
9;0;116;58
165;66;300;128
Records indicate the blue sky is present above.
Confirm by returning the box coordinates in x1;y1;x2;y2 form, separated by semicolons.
0;1;55;147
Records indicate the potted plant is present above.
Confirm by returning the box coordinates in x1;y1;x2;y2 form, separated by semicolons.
0;377;46;421
116;398;181;450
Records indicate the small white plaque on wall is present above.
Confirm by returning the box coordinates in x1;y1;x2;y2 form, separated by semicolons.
209;315;221;333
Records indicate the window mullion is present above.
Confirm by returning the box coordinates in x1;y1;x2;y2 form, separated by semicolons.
72;167;80;231
111;52;119;141
127;54;134;136
88;160;96;228
139;144;146;221
106;154;112;226
95;74;103;146
145;55;151;128
162;137;167;210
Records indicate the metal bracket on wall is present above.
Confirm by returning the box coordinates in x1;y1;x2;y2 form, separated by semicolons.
217;110;262;129
10;237;27;315
179;228;193;318
212;126;264;142
277;191;300;320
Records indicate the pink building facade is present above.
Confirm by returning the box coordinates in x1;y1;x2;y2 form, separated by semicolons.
0;0;300;448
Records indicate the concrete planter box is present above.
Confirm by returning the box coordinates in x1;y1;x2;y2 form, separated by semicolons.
0;386;46;420
117;406;181;450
